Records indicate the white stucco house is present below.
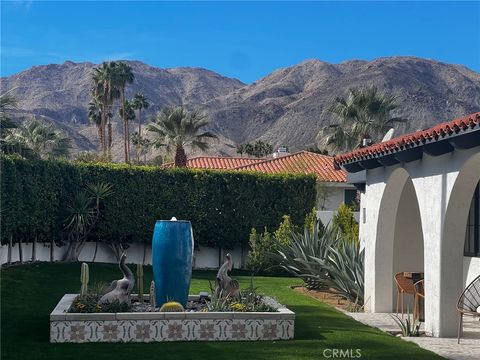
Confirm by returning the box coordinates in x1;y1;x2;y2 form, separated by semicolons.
334;112;480;337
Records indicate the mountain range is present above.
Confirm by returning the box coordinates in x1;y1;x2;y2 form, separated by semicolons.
2;56;480;160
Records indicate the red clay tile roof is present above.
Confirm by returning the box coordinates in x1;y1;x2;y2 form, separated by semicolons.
163;156;268;170
234;151;347;182
334;112;480;166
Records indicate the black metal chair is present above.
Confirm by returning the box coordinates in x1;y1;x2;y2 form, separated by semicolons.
457;274;480;344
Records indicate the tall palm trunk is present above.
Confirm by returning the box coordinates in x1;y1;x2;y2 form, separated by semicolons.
101;105;107;154
97;125;104;151
174;146;187;167
107;121;113;150
121;90;129;163
126;118;131;163
137;108;142;162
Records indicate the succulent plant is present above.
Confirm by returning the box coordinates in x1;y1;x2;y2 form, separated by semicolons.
136;263;144;303
159;301;185;312
80;262;89;296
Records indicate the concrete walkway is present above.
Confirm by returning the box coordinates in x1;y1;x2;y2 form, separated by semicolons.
346;312;480;360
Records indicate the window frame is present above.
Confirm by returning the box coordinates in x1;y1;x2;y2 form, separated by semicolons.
464;183;480;257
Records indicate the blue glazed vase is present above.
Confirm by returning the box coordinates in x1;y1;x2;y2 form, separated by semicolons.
151;219;194;307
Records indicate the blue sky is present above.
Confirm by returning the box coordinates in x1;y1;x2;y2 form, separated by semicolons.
1;1;479;83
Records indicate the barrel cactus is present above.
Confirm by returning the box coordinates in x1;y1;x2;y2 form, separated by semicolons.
159;301;185;312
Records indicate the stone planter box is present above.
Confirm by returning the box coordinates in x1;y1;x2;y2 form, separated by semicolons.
50;294;295;343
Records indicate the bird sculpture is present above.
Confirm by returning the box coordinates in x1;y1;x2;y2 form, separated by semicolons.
215;253;240;300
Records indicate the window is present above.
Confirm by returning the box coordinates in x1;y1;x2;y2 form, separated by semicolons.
344;189;358;209
464;183;480;257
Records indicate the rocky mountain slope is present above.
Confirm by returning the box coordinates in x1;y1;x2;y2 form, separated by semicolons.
2;56;479;159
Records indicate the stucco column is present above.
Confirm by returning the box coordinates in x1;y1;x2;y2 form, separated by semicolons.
412;174;445;337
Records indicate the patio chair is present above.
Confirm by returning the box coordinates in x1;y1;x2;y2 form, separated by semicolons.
413;279;424;322
457;274;480;344
394;272;416;317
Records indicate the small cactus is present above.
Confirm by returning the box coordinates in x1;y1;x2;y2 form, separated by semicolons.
159;301;185;312
149;281;156;311
136;263;144;303
80;263;89;296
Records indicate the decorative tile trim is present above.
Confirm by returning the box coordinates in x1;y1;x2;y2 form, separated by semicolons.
50;294;295;343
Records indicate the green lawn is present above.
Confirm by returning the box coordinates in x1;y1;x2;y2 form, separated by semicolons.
1;263;443;360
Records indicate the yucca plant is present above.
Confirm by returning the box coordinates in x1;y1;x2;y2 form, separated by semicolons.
63;182;113;262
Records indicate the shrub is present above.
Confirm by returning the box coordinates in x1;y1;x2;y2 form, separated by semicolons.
303;207;320;232
1;156;315;250
333;203;359;243
247;228;275;274
274;215;296;246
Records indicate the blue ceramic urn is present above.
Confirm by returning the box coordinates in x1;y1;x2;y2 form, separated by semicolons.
151;218;194;307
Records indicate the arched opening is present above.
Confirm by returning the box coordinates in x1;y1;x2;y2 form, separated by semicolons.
439;152;480;337
374;168;424;312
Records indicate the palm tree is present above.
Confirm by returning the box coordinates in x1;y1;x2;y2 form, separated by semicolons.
132;93;150;162
147;107;218;167
5;117;72;159
0;91;18;130
0;91;34;158
87;99;103;146
112;62;134;163
91;62;119;154
253;140;273;157
131;132;152;163
236;143;247;157
318;86;407;153
119;99;136;162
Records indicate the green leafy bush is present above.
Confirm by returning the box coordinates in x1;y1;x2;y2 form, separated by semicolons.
246;228;275;274
332;203;359;243
0;156;315;250
274;215;296;246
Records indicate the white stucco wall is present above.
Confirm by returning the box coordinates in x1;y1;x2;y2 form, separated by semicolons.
360;146;480;337
0;242;246;270
318;183;357;211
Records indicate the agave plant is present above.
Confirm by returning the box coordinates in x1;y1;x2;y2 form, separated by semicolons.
271;218;365;304
269;221;337;290
309;236;365;304
391;311;421;337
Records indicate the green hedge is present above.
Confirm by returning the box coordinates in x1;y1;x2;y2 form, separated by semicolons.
1;156;316;249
